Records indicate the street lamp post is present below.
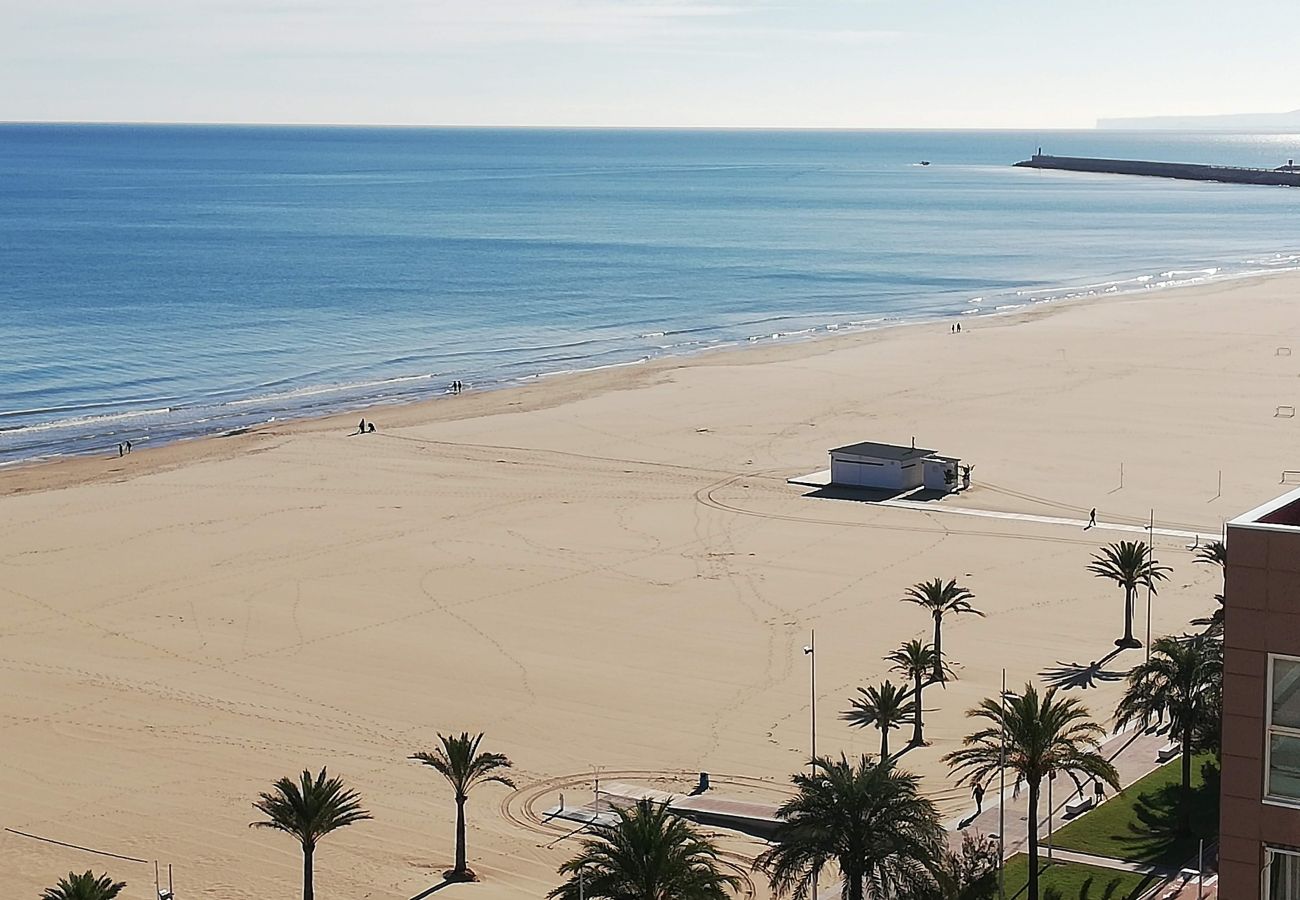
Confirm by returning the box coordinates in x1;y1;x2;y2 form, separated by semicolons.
999;667;1006;900
804;631;817;900
1146;510;1155;662
1047;771;1054;862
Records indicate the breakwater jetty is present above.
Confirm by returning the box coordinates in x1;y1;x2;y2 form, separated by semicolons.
1015;150;1300;187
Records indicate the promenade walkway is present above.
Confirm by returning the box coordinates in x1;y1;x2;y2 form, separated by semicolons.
952;725;1174;859
950;723;1225;900
878;500;1204;541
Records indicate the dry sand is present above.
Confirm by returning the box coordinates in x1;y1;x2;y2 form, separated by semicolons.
3;272;1296;898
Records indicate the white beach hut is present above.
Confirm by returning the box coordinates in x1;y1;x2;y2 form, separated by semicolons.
828;440;935;491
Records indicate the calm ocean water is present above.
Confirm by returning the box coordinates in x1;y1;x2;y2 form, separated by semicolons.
2;126;1299;465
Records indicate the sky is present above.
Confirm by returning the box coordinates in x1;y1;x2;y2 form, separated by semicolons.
3;0;1298;128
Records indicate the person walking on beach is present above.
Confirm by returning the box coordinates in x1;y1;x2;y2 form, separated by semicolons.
1084;507;1096;530
357;418;366;434
125;440;132;454
972;782;985;815
118;443;124;458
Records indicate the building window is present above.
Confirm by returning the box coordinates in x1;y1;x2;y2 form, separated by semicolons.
1268;656;1300;804
1267;847;1300;899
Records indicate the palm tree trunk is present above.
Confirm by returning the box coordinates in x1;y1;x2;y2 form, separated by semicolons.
302;842;314;900
880;726;889;762
912;673;924;746
932;613;944;682
1180;726;1193;836
1027;777;1041;900
455;794;468;875
847;869;864;900
1120;586;1136;646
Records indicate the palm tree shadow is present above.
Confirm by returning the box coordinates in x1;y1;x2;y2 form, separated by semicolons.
1036;866;1151;900
1113;761;1220;865
409;878;455;900
1040;648;1128;691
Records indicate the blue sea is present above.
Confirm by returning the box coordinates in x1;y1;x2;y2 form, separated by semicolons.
3;126;1299;465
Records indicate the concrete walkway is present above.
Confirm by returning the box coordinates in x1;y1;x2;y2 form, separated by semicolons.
952;725;1176;857
1152;873;1218;900
786;470;1209;540
1047;848;1180;878
878;499;1205;541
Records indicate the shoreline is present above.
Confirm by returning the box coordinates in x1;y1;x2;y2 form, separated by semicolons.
5;260;1294;491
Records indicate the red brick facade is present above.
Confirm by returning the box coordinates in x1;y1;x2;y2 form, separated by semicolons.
1222;496;1300;899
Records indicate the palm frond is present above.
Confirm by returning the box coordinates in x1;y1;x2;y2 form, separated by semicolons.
41;871;127;900
411;732;516;798
549;799;741;900
250;767;371;848
758;755;945;900
900;578;983;619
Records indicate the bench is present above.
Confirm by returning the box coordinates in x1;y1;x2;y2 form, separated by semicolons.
1156;743;1180;763
1064;796;1094;817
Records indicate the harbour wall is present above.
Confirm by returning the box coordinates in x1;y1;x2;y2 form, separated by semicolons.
1014;153;1300;187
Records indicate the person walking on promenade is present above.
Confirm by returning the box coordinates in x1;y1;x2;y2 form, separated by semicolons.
972;782;985;815
1085;507;1096;530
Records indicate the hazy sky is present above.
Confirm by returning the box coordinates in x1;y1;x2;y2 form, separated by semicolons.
4;0;1297;128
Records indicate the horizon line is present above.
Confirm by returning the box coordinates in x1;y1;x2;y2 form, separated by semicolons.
0;119;1108;132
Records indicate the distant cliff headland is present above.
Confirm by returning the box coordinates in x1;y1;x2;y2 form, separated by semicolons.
1098;109;1300;131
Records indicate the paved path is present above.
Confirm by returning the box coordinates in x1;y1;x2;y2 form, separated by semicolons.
951;725;1175;857
786;471;1210;540
1046;848;1180;877
1152;873;1218;900
879;500;1206;540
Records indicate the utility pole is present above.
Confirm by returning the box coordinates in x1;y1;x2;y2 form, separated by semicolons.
999;667;1007;900
804;631;818;900
1146;509;1155;662
1047;771;1054;861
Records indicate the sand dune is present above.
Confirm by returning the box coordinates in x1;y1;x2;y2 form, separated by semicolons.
2;273;1293;898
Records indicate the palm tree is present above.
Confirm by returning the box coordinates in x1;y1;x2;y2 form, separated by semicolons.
758;754;945;900
842;680;916;760
945;683;1119;900
1192;540;1226;637
900;578;983;682
1190;597;1224;638
1193;539;1226;571
251;768;372;900
886;640;954;748
549;798;740;900
411;731;515;881
1115;635;1222;835
898;833;999;900
41;871;126;900
1087;541;1171;648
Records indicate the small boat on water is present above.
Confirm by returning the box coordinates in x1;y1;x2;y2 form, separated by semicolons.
919;160;931;166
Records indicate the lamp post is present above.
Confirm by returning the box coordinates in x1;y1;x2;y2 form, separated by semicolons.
1047;771;1055;862
803;630;818;900
804;631;817;769
1146;510;1154;662
999;668;1006;900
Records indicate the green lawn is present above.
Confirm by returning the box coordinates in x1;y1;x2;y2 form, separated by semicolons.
1049;753;1219;868
1002;854;1155;900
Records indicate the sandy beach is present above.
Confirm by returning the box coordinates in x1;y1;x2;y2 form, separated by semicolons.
2;271;1295;899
